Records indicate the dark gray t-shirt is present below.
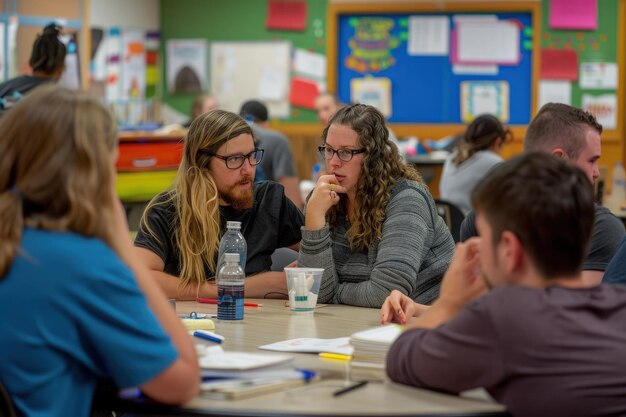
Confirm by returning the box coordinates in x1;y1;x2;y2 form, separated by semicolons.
460;204;625;271
387;285;626;417
134;181;303;278
251;125;297;182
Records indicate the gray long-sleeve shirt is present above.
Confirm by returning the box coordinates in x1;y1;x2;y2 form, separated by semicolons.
298;179;455;308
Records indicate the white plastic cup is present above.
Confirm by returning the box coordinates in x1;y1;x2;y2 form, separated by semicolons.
284;267;324;312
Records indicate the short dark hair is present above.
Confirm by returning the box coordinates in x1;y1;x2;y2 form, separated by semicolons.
30;24;66;74
524;103;602;159
239;100;268;123
471;152;594;279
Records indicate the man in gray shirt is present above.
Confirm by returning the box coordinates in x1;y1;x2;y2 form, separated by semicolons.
384;153;626;417
240;100;303;209
460;103;624;285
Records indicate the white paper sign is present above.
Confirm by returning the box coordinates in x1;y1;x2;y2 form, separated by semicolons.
166;39;208;94
408;16;449;56
456;20;520;65
580;62;618;89
582;94;617;129
538;80;572;110
293;48;326;79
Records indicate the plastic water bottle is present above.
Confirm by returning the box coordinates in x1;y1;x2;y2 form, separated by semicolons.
606;162;626;213
217;221;247;275
217;253;245;321
311;163;321;182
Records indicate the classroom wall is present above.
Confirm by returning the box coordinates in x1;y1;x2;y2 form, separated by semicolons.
158;0;625;188
90;0;160;30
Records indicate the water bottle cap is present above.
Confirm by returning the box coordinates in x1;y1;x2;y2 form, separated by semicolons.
226;221;241;229
224;253;240;262
313;164;320;173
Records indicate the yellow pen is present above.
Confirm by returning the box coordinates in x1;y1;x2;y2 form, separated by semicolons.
319;352;352;361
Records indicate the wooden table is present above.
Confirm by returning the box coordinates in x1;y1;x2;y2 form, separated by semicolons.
116;300;507;416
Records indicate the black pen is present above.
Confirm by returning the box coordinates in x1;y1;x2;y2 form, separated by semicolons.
333;381;368;397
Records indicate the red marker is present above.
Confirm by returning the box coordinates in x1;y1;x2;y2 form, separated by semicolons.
196;298;262;307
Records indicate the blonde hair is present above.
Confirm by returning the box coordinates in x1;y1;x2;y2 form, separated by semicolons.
141;110;253;292
323;104;422;250
0;85;118;278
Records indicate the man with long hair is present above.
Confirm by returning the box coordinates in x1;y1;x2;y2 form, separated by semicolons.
134;110;303;300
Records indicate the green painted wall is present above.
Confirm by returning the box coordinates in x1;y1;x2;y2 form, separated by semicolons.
160;0;327;122
540;0;619;109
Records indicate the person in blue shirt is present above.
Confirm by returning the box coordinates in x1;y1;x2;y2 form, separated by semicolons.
0;85;199;417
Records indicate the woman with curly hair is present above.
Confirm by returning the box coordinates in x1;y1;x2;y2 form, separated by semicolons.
298;104;455;308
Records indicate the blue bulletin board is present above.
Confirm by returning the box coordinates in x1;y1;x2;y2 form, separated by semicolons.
330;3;540;126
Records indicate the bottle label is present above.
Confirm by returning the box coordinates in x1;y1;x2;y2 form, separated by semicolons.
217;284;244;320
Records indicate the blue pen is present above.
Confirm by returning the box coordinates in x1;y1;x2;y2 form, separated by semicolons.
193;330;224;344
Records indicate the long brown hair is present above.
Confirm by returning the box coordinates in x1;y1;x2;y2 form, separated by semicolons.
0;85;118;278
140;110;253;291
324;104;422;250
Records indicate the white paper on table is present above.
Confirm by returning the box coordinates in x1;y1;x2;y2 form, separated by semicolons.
199;352;294;370
538;80;572;110
259;337;354;356
582;94;617;129
407;15;449;56
579;62;618;89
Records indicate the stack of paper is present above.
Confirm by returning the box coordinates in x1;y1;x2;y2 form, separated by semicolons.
198;349;315;400
258;337;353;356
349;325;403;381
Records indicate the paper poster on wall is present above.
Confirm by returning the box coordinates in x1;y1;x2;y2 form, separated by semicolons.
540;49;578;80
451;15;498;75
293;48;326;80
211;41;291;118
455;20;520;65
289;77;319;109
105;27;122;102
266;0;307;31
166;39;207;94
460;81;509;123
549;0;597;30
0;23;5;82
538;80;572;111
345;17;400;73
121;30;146;99
579;62;618;89
407;16;449;56
350;77;392;117
7;15;18;79
582;94;616;129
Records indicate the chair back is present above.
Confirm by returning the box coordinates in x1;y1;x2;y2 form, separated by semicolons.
434;199;465;243
0;380;16;417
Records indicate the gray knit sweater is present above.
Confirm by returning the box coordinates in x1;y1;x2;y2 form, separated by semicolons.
298;179;455;308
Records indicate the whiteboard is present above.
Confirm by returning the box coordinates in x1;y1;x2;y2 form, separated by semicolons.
211;41;291;118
